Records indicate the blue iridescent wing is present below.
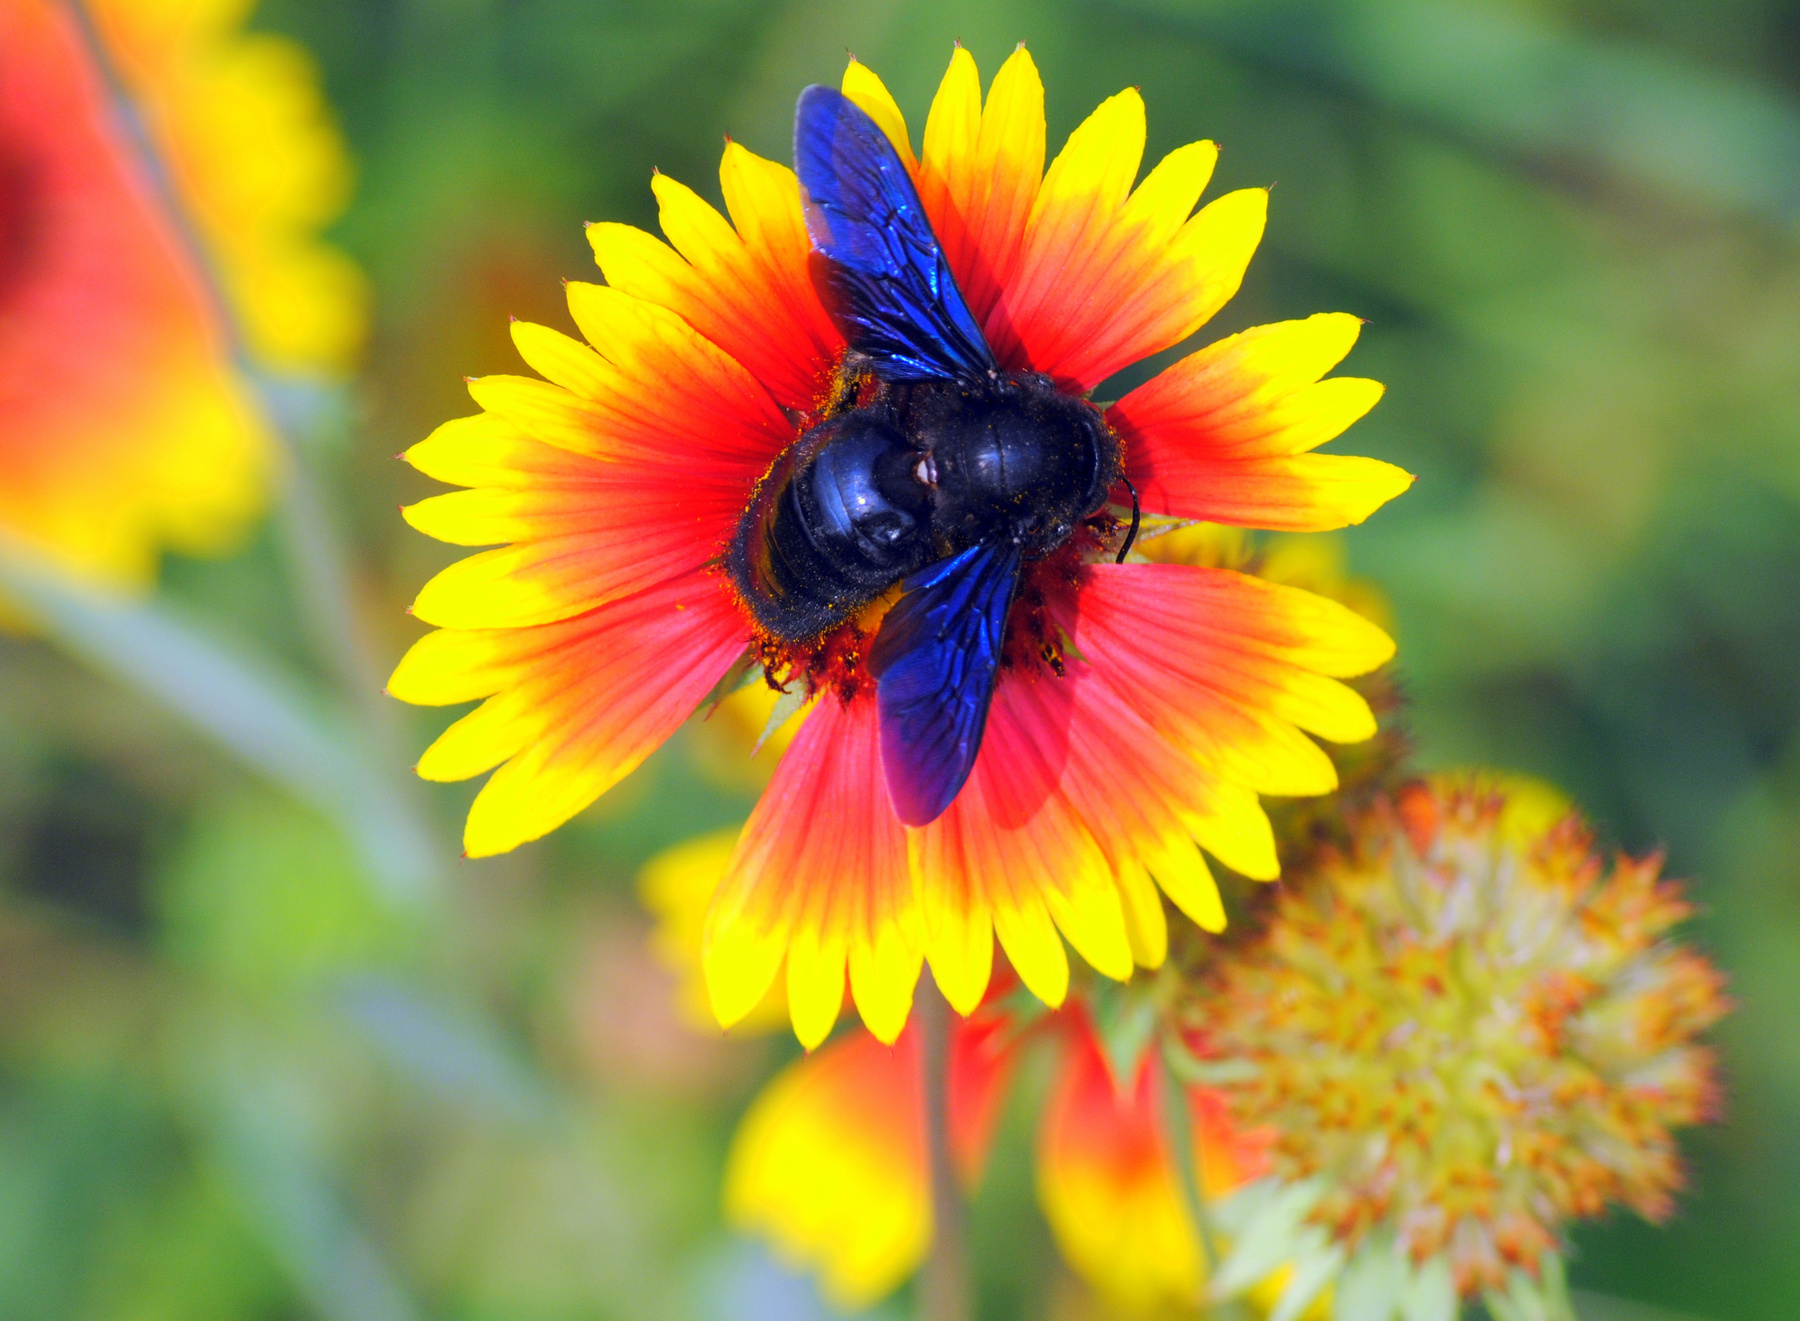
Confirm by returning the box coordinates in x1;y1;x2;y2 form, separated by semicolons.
868;539;1022;826
794;85;998;385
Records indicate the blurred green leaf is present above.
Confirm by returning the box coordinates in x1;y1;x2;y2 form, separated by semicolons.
335;977;557;1125
1132;0;1800;226
156;793;416;991
0;539;438;905
1569;1291;1718;1321
202;1078;424;1321
81;1168;289;1321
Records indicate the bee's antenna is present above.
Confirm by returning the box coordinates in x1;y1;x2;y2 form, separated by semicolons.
1115;475;1141;563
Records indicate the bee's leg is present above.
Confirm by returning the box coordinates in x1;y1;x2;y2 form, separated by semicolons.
1115;476;1141;564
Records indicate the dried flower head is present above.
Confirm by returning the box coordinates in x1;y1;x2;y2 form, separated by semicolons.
1192;774;1728;1319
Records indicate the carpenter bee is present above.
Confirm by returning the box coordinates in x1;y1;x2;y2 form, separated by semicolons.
727;86;1136;827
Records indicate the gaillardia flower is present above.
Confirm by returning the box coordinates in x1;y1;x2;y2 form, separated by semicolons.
392;47;1408;1046
0;0;268;588
724;986;1270;1312
1193;776;1727;1321
85;0;366;375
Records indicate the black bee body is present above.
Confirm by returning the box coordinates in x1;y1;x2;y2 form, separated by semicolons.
728;370;1121;642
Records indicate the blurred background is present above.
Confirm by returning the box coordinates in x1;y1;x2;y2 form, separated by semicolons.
3;0;1799;1317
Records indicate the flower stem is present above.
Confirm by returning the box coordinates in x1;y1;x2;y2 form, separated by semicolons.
917;976;972;1321
71;2;446;902
1159;1042;1221;1301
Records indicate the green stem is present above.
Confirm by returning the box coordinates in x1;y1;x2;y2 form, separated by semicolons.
70;1;446;897
917;976;972;1321
1160;1041;1221;1303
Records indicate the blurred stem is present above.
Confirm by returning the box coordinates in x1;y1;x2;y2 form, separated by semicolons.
1160;1042;1221;1299
917;976;972;1321
72;2;446;878
75;3;393;727
268;409;405;746
72;2;367;702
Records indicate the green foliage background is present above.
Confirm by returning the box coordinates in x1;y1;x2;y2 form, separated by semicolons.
4;1;1799;1317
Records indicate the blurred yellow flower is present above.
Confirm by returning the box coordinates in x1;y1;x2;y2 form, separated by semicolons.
0;0;268;591
638;830;787;1033
0;0;364;598
725;1026;939;1309
87;0;367;375
722;991;1302;1317
1035;1028;1267;1313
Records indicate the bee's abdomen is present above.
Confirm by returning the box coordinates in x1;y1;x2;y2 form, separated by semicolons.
728;411;933;641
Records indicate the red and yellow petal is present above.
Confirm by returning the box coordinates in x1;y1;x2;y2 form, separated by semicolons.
1132;452;1413;533
1114;313;1410;529
704;695;920;1048
1037;1030;1201;1310
1062;564;1394;802
1020;665;1237;964
407;529;716;633
392;569;746;857
588;144;840;415
914;45;1046;328
995;98;1262;391
911;678;1134;1013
